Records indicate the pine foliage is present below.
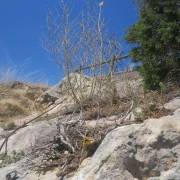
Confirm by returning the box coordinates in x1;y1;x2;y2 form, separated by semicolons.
126;0;180;89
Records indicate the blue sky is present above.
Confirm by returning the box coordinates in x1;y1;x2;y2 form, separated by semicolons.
0;0;138;85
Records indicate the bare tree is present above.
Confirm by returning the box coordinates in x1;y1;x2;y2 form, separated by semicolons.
44;0;122;108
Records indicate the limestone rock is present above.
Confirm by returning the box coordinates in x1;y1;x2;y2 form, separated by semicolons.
36;85;61;105
0;160;59;180
0;161;24;180
164;97;180;111
36;73;92;106
69;109;180;180
37;73;118;108
25;171;59;180
0;118;58;154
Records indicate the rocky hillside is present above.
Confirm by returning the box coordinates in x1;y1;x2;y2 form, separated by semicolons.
71;99;180;180
0;72;179;180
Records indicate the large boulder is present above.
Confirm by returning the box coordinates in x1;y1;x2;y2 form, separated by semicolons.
0;118;59;180
36;73;92;106
0;118;58;154
69;109;180;180
36;72;143;118
35;84;61;106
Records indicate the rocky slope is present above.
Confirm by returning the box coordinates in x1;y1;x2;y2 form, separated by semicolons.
0;73;179;180
70;103;180;180
0;96;179;180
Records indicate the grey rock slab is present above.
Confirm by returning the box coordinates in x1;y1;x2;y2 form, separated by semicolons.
69;108;180;180
0;160;58;180
164;97;180;111
0;118;58;154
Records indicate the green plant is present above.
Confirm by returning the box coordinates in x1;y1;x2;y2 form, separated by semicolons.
159;82;167;94
126;0;180;89
0;151;25;168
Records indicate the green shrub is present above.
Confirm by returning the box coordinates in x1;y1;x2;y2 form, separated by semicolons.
126;0;180;89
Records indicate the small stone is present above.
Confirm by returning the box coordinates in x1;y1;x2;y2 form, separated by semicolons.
64;151;69;155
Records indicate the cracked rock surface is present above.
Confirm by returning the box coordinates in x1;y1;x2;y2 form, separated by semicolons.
69;109;180;180
0;98;180;180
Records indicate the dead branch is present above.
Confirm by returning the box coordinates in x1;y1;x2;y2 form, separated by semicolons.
117;100;134;124
74;55;129;73
24;99;137;177
57;123;75;153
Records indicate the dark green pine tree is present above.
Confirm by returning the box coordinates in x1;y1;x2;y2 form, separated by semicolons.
126;0;180;89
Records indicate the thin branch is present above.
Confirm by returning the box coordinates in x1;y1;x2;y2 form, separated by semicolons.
74;55;129;73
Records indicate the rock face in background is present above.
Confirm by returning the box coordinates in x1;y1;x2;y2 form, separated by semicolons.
114;71;143;99
37;72;143;117
36;73;94;106
70;108;180;180
37;72;138;106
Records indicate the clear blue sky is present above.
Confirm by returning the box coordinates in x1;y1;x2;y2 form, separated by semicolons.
0;0;138;85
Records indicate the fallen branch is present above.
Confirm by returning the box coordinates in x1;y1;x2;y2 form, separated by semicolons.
117;100;134;124
25;100;137;177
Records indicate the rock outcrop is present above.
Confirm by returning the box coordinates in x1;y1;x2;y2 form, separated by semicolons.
164;97;180;111
0;97;180;180
36;73;94;106
69;108;180;180
0;118;58;154
0;160;59;180
37;73;119;107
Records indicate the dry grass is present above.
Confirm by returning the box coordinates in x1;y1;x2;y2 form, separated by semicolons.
133;83;180;122
0;81;47;127
0;99;27;117
82;81;179;122
82;97;131;120
134;91;169;121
